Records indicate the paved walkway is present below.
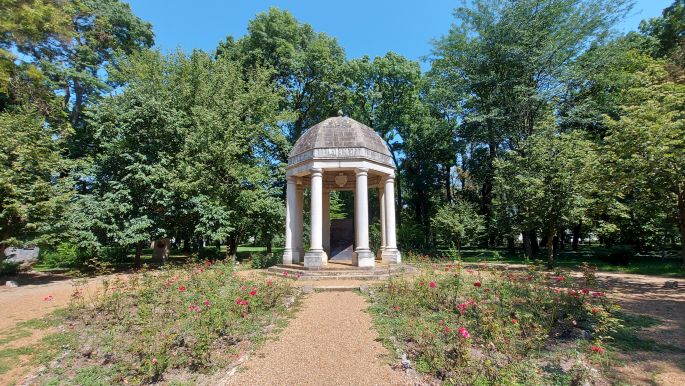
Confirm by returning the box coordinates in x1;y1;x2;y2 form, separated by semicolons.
225;291;409;386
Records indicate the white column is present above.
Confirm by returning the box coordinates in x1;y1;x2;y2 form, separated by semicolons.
294;183;304;263
322;188;330;258
381;175;401;264
304;168;327;268
354;168;375;267
377;187;386;259
283;176;296;264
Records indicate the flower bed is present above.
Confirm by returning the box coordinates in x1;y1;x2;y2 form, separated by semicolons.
37;261;294;384
367;263;621;385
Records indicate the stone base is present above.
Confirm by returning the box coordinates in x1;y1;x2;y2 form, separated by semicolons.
352;249;375;268
375;247;385;260
304;249;328;269
381;248;402;264
282;248;297;265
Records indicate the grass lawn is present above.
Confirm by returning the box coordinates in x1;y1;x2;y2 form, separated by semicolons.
423;246;685;277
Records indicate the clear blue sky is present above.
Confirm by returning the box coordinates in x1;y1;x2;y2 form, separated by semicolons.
126;0;672;69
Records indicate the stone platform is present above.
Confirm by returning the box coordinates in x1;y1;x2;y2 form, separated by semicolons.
267;259;416;281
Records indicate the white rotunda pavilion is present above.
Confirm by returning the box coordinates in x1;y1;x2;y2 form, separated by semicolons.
283;115;401;269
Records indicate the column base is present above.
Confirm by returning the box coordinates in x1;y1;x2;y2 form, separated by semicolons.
304;249;328;269
282;248;297;265
353;249;375;268
381;248;402;264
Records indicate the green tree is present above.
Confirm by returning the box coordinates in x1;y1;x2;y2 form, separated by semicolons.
431;198;484;251
640;0;685;58
603;61;685;264
341;52;424;226
235;7;345;145
431;0;631;245
494;129;596;266
0;110;64;250
8;0;154;132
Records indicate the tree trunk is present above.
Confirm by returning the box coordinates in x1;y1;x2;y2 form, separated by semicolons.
530;230;540;255
552;234;560;258
572;222;581;251
445;164;452;203
227;235;238;260
266;238;273;254
677;184;685;267
507;237;515;252
546;228;555;269
182;238;191;253
70;79;83;128
134;241;144;268
523;232;533;258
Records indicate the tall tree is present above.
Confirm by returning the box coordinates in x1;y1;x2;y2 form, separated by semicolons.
431;0;631;245
494;128;596;266
0;110;65;250
603;60;685;265
235;7;345;145
341;52;424;225
9;0;154;136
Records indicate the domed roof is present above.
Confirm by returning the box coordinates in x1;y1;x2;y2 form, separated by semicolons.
288;116;393;168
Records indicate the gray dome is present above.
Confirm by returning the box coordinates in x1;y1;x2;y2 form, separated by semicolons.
288;116;393;167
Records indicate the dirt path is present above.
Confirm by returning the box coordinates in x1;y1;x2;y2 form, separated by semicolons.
225;291;409;386
0;272;128;385
590;272;685;385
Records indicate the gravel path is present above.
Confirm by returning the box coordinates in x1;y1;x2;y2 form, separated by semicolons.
226;291;409;386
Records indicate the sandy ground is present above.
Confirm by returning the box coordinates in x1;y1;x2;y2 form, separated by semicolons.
590;272;685;385
0;272;128;385
225;291;409;386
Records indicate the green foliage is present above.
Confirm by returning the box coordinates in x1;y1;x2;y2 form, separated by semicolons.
0;260;19;275
197;246;222;261
40;242;84;269
38;261;293;384
602;59;685;263
593;245;636;266
0;110;66;248
494;129;596;264
431;199;485;250
640;0;685;58
367;265;621;384
250;253;281;269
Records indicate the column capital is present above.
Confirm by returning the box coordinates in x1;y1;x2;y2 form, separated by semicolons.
310;168;323;177
383;174;395;183
286;175;297;184
355;167;369;176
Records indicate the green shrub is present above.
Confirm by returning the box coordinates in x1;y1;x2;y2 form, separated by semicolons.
250;253;281;269
366;264;620;384
98;247;129;263
594;245;635;266
1;260;20;275
198;246;222;261
40;243;85;268
39;261;293;384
